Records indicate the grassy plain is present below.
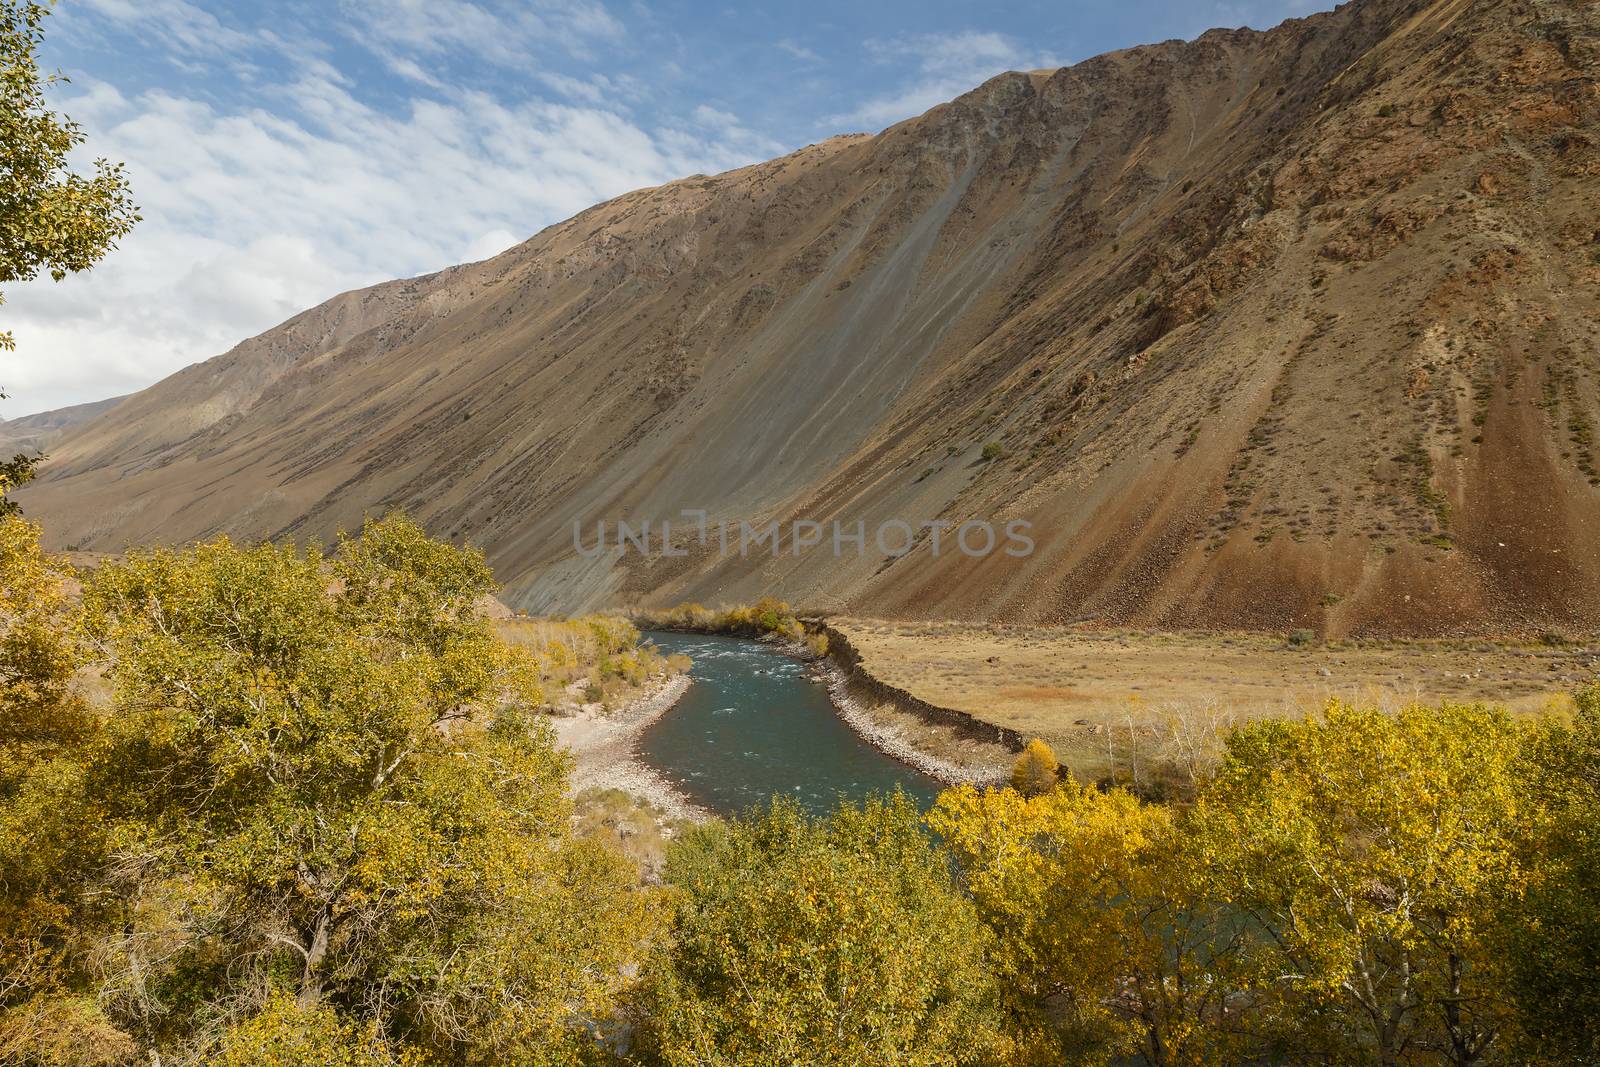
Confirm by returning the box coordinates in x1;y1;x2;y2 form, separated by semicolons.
830;618;1599;783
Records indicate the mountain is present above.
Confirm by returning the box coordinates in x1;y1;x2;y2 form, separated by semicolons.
19;0;1600;636
0;395;125;456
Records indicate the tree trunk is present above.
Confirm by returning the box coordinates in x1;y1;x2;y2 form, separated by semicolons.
1442;950;1491;1066
297;909;331;1010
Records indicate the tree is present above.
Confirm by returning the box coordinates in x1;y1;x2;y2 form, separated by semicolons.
1504;684;1600;1062
930;779;1245;1065
213;995;419;1067
0;516;119;1059
1;0;137;351
1010;738;1060;796
1;0;138;513
1190;703;1527;1066
78;514;661;1062
0;423;38;516
637;793;1008;1067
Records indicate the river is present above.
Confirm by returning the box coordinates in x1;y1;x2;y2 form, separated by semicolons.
636;631;943;817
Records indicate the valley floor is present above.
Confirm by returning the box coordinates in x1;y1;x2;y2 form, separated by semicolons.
827;618;1599;782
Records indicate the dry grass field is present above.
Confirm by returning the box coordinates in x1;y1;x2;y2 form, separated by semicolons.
831;618;1600;783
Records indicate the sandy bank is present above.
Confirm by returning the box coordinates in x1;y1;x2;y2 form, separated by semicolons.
552;673;706;821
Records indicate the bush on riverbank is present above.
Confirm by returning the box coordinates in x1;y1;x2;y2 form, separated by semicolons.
635;793;1011;1066
499;613;688;710
634;597;816;648
0;513;664;1064
1010;738;1060;795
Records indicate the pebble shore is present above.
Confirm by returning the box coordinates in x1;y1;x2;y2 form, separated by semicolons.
554;673;707;821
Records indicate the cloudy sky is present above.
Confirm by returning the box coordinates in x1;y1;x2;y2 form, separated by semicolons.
4;0;1325;414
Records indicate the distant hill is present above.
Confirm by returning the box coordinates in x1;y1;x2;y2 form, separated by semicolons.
0;395;125;456
18;0;1600;636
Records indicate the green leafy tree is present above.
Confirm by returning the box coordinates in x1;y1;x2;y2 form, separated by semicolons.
79;514;661;1062
1009;738;1060;796
638;792;1008;1066
1;0;137;351
1;0;138;514
1190;703;1527;1066
0;419;38;515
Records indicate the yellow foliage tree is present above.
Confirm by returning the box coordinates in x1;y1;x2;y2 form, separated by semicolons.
1010;737;1060;796
1504;683;1600;1063
0;517;118;1055
1190;702;1527;1065
929;778;1241;1064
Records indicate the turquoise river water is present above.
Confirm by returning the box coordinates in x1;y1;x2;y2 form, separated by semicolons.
636;631;942;817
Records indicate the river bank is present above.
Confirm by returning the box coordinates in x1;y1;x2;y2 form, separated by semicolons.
551;672;705;821
552;620;1017;823
813;654;1011;786
821;617;1600;782
633;631;945;815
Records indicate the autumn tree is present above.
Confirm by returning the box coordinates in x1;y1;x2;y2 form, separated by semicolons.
637;792;1008;1067
1191;703;1527;1066
0;515;123;1060
930;778;1245;1065
78;514;661;1062
1;0;138;512
1009;737;1060;796
1504;684;1600;1062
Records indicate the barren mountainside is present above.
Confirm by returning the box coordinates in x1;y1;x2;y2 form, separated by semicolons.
0;394;123;455
21;0;1600;635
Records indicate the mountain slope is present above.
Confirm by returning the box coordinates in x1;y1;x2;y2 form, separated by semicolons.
22;0;1600;635
0;395;125;456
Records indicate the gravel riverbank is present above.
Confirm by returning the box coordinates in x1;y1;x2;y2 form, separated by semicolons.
814;656;1009;787
552;673;706;821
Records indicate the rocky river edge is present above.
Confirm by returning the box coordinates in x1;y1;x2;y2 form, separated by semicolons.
810;653;1012;788
551;672;706;821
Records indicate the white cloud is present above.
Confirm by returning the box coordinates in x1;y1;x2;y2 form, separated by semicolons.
70;0;270;56
0;68;783;413
460;228;521;262
830;31;1063;131
691;103;738;127
777;39;820;63
337;0;625;68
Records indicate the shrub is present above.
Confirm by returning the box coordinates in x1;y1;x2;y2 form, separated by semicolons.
638;794;1008;1065
1010;738;1061;796
981;441;1005;462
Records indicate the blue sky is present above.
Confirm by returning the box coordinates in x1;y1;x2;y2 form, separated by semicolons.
5;0;1325;413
